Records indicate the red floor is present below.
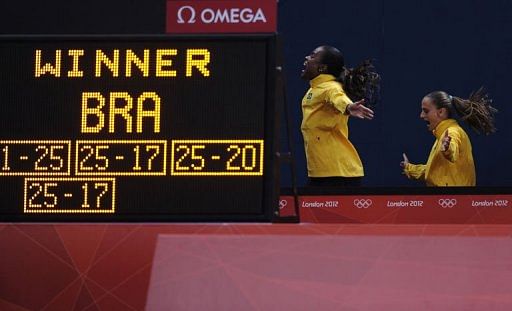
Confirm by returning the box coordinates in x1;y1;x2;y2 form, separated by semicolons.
1;224;512;310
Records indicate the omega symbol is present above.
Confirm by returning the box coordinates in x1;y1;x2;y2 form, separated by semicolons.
177;6;196;24
353;199;372;209
438;198;457;208
279;199;288;210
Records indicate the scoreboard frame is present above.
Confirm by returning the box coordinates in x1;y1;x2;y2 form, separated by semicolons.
0;34;279;222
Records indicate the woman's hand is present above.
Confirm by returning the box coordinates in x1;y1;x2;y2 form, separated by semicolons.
400;153;409;168
440;130;451;152
347;99;374;120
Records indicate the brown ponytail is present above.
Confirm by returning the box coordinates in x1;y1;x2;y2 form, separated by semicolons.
340;60;381;108
318;46;381;107
451;88;497;135
426;88;498;135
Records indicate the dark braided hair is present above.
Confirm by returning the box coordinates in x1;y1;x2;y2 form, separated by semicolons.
426;88;497;135
319;46;381;107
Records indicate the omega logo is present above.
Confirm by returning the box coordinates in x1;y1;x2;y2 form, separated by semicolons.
177;6;267;24
177;6;196;24
353;199;372;209
279;199;288;210
438;198;457;208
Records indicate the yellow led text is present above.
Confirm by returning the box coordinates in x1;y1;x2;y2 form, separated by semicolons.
34;49;211;77
81;92;161;133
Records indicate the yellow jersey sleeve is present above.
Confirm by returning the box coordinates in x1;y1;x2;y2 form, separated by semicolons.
404;163;426;180
325;85;352;114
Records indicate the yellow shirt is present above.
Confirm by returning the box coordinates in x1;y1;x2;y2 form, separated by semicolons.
404;119;476;186
301;74;364;177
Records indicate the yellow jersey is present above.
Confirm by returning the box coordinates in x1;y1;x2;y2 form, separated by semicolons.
404;119;476;186
301;74;364;177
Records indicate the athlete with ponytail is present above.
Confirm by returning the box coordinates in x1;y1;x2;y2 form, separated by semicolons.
301;45;380;187
401;88;497;186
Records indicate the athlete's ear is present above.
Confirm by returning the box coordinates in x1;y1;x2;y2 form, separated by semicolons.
438;107;449;119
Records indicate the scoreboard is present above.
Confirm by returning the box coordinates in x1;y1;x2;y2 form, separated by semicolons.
0;35;277;221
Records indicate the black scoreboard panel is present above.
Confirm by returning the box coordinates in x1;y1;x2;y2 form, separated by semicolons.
0;35;277;221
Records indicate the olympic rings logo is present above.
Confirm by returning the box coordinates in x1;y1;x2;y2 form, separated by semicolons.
353;199;373;209
278;199;288;210
438;198;457;208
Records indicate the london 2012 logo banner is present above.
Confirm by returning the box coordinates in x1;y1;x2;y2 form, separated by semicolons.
166;0;277;33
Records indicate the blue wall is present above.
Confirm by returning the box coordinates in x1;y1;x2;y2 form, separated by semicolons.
278;0;512;186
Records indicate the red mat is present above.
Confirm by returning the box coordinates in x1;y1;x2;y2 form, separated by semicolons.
1;224;512;310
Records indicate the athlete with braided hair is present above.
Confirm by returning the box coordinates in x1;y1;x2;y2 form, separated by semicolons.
301;45;380;187
401;88;497;186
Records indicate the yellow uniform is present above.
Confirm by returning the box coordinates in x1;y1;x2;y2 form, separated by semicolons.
404;119;476;186
301;74;364;177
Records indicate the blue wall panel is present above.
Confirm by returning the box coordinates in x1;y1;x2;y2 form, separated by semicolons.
278;0;512;186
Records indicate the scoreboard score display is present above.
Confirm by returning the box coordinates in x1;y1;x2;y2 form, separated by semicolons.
0;35;277;221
